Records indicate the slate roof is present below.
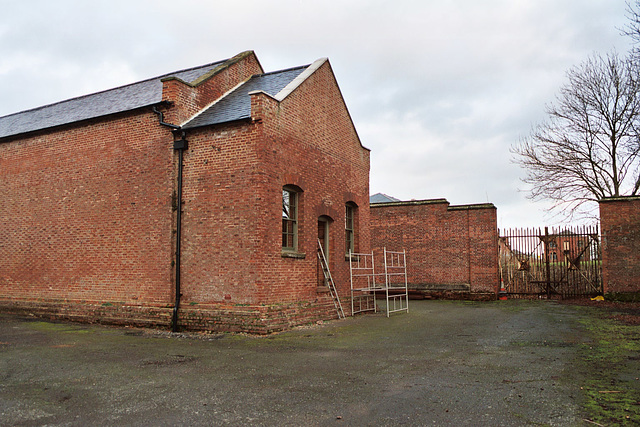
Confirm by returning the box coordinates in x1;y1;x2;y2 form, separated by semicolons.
0;59;228;139
370;193;401;204
183;65;309;129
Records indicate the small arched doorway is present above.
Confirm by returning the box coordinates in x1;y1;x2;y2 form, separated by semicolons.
317;215;333;287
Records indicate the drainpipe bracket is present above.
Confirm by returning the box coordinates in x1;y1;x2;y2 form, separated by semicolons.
173;139;188;150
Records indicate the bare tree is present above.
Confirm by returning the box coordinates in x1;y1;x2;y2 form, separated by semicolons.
513;51;640;219
624;1;640;53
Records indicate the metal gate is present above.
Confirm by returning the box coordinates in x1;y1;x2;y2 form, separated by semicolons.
498;226;602;299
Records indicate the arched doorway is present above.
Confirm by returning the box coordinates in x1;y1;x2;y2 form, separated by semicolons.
317;216;332;287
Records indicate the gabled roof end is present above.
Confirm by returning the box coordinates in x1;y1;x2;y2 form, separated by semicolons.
274;58;328;101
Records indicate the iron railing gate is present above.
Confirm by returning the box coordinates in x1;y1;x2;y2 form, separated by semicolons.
498;226;602;299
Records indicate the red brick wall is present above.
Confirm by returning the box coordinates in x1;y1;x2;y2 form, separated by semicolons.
256;60;370;307
176;121;264;306
161;51;263;125
0;56;370;333
177;59;370;322
0;110;175;307
370;200;498;297
599;196;640;294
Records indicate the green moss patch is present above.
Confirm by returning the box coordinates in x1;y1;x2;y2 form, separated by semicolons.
577;310;640;425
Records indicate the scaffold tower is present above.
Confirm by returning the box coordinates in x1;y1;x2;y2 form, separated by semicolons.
349;247;408;317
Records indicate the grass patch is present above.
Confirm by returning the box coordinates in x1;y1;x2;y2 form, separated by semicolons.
605;292;640;303
577;310;640;425
27;321;90;334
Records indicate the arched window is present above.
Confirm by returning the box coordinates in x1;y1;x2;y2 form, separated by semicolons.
282;186;300;250
345;202;357;255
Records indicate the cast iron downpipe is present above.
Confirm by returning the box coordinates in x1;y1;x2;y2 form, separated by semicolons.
153;106;187;332
172;138;187;331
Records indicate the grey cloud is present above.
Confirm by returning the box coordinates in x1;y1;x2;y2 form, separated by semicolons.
0;0;632;227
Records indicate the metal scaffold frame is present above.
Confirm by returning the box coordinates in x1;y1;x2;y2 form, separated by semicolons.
349;247;408;317
348;250;380;315
383;248;409;317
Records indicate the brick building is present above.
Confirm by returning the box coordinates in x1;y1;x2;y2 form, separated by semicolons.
0;51;370;333
547;231;592;263
370;197;499;299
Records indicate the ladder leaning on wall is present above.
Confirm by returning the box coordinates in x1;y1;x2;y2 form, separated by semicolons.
317;239;346;319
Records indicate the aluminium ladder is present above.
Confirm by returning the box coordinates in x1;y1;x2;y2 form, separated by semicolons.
317;239;345;319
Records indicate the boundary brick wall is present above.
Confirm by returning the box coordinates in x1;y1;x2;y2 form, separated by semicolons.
599;196;640;294
370;199;499;299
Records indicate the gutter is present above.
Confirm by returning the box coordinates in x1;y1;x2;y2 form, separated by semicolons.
153;106;187;332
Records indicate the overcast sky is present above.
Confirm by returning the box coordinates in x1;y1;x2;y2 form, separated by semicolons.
0;0;633;228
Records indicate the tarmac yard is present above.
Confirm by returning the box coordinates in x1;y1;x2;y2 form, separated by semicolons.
1;300;638;426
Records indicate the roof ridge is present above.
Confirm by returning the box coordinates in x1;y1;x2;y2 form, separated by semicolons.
274;58;327;101
0;59;228;120
257;64;309;78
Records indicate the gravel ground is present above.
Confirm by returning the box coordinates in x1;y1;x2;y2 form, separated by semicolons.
0;299;636;426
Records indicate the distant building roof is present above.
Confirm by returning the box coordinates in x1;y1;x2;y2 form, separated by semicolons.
370;193;401;204
183;65;308;129
0;59;228;139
